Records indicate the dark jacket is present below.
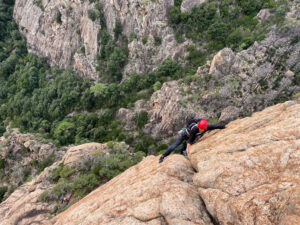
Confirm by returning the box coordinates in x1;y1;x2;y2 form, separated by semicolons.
185;117;225;144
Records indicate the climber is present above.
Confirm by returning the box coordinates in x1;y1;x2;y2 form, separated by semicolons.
158;118;225;163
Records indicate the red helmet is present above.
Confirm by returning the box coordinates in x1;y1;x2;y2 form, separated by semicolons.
198;119;208;130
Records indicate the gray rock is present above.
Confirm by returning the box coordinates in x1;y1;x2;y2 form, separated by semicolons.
13;0;192;80
285;70;295;77
209;48;236;78
181;0;207;13
256;9;271;22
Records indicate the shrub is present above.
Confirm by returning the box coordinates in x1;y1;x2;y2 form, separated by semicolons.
54;121;75;145
153;81;162;91
154;36;162;46
142;36;148;44
52;163;64;182
113;20;122;40
37;153;55;174
129;32;137;42
157;59;180;77
0;156;5;169
275;5;287;17
134;111;148;128
207;22;230;47
238;0;261;15
174;0;182;7
38;190;51;202
185;49;206;67
52;181;70;198
88;9;97;21
0;186;8;202
55;11;62;24
168;6;181;25
60;165;73;179
71;173;98;198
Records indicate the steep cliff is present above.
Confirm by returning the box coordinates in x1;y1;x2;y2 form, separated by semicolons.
13;0;190;80
44;99;299;225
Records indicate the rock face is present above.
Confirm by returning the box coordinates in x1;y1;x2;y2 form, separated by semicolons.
190;100;300;225
52;155;213;225
117;0;300;139
13;0;190;80
145;81;204;138
0;127;64;188
117;81;207;139
13;0;100;79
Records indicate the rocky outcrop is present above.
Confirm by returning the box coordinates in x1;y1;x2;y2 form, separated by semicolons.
0;142;112;225
52;154;213;225
181;0;207;13
190;100;300;225
13;0;191;80
256;9;271;22
209;48;236;78
61;142;109;166
144;81;204;138
117;80;208;139
48;99;300;225
0;127;64;188
0;162;58;225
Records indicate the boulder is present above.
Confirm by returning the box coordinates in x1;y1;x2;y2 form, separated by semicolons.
285;70;295;78
256;9;271;22
61;142;110;166
181;0;207;13
209;48;236;78
0;163;58;225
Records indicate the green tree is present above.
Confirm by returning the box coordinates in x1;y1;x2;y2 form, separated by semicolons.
134;111;148;128
157;59;180;77
207;21;230;48
88;9;97;21
0;186;7;203
54;121;75;145
113;19;122;40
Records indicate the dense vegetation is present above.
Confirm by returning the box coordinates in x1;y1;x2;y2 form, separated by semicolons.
0;0;181;153
170;0;288;68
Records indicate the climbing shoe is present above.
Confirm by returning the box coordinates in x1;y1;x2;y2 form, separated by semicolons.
158;156;164;163
180;151;187;157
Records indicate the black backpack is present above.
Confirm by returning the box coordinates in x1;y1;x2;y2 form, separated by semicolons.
186;117;201;128
185;117;202;136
